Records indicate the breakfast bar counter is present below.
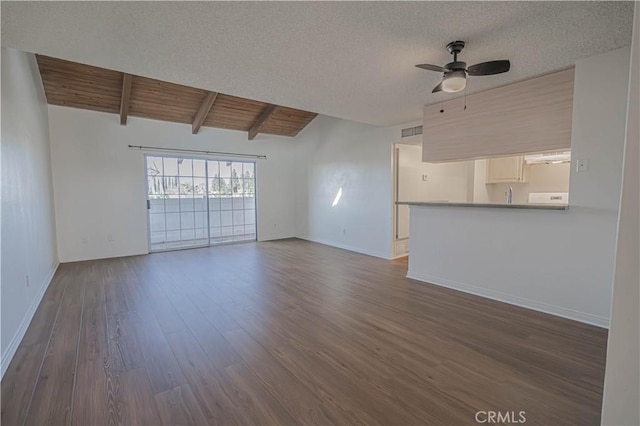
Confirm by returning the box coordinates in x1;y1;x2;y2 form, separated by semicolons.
396;201;569;211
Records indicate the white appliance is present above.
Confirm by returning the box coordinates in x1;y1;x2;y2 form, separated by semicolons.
528;192;569;205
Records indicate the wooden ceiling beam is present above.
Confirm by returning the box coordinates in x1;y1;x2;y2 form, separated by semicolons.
248;104;277;140
192;91;218;134
119;73;133;125
36;55;318;136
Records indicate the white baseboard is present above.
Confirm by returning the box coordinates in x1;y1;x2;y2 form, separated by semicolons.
1;262;60;378
300;237;390;259
58;249;148;263
258;234;297;242
406;270;609;328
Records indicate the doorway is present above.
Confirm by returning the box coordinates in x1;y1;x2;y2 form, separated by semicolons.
146;155;257;252
392;144;417;258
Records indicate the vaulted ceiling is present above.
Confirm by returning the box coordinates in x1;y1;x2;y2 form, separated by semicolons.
36;55;317;139
2;2;634;126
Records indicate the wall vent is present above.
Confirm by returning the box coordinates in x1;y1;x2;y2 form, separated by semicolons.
401;125;423;138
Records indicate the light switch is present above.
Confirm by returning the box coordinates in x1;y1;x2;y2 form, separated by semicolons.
576;159;589;173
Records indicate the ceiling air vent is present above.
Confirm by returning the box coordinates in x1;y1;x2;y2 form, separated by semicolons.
401;125;423;138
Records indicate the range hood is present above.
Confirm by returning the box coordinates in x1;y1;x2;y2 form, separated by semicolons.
524;151;571;164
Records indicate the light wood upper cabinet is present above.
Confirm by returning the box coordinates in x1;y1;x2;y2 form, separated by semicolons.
423;69;574;163
486;156;527;183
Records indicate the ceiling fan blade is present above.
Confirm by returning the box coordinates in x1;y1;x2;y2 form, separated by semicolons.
467;60;510;76
432;81;443;93
416;63;446;72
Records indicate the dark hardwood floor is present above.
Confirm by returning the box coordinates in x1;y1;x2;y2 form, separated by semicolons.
1;239;608;425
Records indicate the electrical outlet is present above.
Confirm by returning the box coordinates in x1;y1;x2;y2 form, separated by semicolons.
107;233;114;242
422;174;428;181
343;229;347;235
80;236;88;244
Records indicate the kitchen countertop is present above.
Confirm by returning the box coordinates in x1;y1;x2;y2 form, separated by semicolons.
396;201;569;211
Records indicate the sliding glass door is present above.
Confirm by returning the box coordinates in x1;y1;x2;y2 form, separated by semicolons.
207;160;256;244
146;155;257;252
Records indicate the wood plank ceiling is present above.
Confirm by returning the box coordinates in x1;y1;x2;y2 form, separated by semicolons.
36;55;318;139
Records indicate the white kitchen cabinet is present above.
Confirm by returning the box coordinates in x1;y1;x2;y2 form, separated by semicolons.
486;156;528;183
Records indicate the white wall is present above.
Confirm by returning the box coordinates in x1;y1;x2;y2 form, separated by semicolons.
407;47;631;326
397;145;473;203
1;48;58;376
48;89;420;263
293;115;421;258
396;144;473;239
601;4;639;424
48;106;300;262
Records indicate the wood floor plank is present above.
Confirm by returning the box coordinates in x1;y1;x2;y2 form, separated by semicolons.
205;269;464;422
117;368;162;426
1;269;70;426
267;342;400;426
104;279;145;372
0;343;46;426
170;297;241;369
222;306;432;424
136;279;189;335
187;290;241;333
187;321;242;372
3;239;609;425
221;361;298;425
71;279;116;426
19;272;68;347
223;327;388;425
119;258;159;324
154;384;209;426
153;273;244;374
131;318;186;394
222;328;333;423
164;330;247;425
24;278;85;426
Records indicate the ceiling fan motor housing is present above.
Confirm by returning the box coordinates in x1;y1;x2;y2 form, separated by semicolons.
444;61;467;72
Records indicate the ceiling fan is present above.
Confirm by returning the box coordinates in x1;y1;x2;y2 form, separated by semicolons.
416;41;510;93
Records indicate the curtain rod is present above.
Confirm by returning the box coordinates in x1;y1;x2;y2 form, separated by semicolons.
127;145;267;160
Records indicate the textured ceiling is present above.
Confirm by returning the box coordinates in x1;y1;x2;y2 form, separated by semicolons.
1;1;634;126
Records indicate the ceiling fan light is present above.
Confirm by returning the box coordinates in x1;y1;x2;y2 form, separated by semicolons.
441;71;467;93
